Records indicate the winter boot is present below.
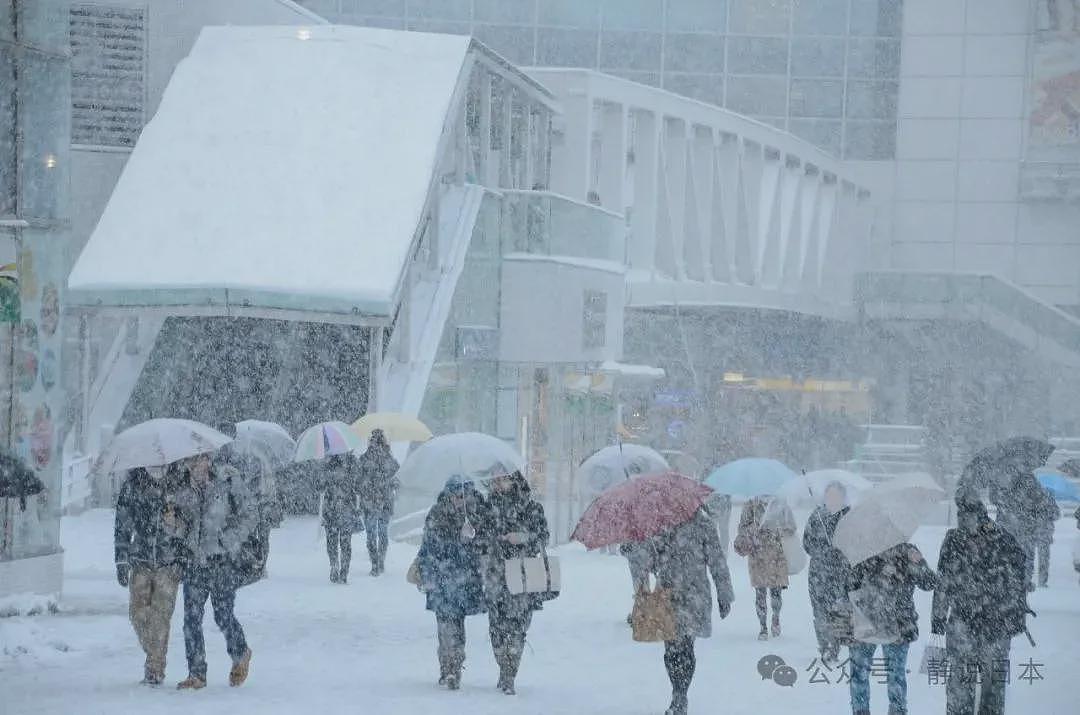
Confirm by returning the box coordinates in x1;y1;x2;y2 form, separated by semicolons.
445;669;461;691
229;648;252;687
665;691;688;715
177;675;206;690
758;626;769;641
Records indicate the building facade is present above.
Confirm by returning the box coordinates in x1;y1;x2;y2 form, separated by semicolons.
0;0;71;602
299;0;903;160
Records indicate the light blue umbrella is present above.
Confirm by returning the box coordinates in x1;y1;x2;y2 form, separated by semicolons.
1035;469;1080;501
705;458;798;499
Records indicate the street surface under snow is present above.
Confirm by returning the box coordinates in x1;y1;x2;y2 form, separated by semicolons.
2;510;1077;714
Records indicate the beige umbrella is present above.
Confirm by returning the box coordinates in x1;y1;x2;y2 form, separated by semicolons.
352;412;433;443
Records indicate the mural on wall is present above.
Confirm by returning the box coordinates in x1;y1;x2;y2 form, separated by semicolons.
1031;3;1080;157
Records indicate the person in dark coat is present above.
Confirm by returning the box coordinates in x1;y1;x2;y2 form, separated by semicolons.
485;471;551;694
802;481;851;664
845;542;937;715
320;454;361;584
114;467;183;685
416;476;492;690
357;429;400;577
1032;488;1060;588
932;499;1029;715
989;470;1043;590
648;509;735;715
170;454;257;690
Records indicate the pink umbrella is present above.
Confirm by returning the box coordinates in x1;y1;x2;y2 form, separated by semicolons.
571;472;713;549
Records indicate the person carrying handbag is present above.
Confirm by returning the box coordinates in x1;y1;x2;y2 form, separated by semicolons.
734;495;795;640
485;471;551;695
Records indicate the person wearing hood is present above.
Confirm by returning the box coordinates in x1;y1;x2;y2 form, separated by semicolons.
169;453;257;690
733;495;796;640
845;541;937;715
357;429;401;576
416;476;493;690
114;466;184;685
802;481;852;664
932;499;1029;715
485;471;551;695
648;508;735;715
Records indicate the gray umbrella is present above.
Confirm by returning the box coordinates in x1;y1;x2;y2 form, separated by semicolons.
957;437;1055;504
0;451;44;510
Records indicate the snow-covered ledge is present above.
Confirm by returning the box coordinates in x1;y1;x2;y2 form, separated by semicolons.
0;551;64;612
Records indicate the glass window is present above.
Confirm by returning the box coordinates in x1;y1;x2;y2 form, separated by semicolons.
600;0;663;30
599;30;662;71
728;37;789;75
474;24;536;65
844;120;896;159
406;0;472;21
539;0;600;28
791;37;845;77
726;75;788;115
19;53;69;220
665;33;725;73
663;73;725;106
850;0;902;37
667;0;727;32
0;46;15;217
847;38;900;78
790;78;844;118
537;28;599;66
792;0;848;36
303;0;347;19
730;0;791;34
475;0;535;24
790;118;842;155
355;16;407;29
845;80;898;119
339;0;405;17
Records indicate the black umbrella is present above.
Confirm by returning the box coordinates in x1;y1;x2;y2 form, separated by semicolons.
0;451;45;510
956;437;1055;506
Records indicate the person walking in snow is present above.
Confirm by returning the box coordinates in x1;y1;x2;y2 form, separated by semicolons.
733;495;795;639
845;542;936;715
416;476;492;690
932;499;1029;715
803;481;851;664
170;453;256;690
1032;488;1060;588
484;471;551;694
320;453;362;584
357;429;400;576
114;466;184;685
648;508;735;715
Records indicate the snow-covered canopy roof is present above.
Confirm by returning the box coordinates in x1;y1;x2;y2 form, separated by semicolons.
68;25;486;319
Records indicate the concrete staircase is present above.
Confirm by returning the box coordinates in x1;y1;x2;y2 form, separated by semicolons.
843;424;928;483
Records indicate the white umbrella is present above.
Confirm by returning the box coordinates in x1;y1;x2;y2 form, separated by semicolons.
778;469;872;508
578;443;669;495
396;433;524;493
97;419;232;474
234;420;295;467
833;472;946;565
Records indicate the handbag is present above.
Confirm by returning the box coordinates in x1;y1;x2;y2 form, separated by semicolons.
631;584;677;643
406;558;421;587
504;548;561;600
782;532;807;575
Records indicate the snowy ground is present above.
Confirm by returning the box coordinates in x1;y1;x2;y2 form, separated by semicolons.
2;510;1078;714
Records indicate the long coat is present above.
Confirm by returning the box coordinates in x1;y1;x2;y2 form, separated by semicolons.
803;505;851;611
357;446;400;517
847;542;937;644
931;513;1029;645
486;478;551;612
734;498;794;589
417;485;492;618
321;456;361;532
170;466;257;573
651;510;735;639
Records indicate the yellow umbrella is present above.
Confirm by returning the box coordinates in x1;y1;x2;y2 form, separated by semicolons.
352;412;433;443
